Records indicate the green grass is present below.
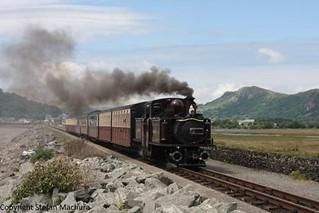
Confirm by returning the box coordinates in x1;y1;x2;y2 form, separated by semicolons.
289;170;308;180
212;129;319;157
31;147;54;163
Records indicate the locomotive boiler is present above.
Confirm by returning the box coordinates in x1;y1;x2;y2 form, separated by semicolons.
64;97;212;167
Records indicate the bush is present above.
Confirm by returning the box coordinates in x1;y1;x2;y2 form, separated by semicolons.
12;158;83;202
31;147;54;163
289;170;307;180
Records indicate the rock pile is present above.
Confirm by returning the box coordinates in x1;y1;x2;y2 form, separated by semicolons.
2;156;245;213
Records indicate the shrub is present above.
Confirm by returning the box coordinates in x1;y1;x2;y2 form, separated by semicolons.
289;170;307;181
64;139;106;159
31;147;54;163
12;158;83;202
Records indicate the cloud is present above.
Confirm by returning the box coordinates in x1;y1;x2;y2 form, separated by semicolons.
258;47;285;63
212;83;237;98
0;0;63;7
0;1;149;39
193;83;238;103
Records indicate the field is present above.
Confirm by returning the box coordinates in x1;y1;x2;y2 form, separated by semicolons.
0;124;29;144
212;129;319;158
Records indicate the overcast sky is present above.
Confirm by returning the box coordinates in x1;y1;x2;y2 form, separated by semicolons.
0;0;318;103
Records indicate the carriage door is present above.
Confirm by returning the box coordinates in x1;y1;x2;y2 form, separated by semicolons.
142;104;151;158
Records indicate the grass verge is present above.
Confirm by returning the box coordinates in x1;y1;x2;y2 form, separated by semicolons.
289;170;308;181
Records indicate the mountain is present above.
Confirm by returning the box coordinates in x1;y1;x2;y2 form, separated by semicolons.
199;86;319;121
0;89;63;120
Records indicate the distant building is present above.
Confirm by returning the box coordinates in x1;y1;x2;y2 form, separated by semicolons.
18;119;31;124
238;119;255;127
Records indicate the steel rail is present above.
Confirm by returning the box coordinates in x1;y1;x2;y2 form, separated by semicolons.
169;167;319;213
199;169;319;212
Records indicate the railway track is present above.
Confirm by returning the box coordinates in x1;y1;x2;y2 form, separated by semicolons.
168;167;319;213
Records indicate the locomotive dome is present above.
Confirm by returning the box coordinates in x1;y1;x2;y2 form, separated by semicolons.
169;99;185;114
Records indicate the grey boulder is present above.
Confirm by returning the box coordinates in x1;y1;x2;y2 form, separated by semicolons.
155;204;185;213
20;194;51;207
155;184;202;208
214;202;237;213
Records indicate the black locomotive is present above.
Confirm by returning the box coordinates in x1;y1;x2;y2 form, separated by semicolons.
64;96;212;167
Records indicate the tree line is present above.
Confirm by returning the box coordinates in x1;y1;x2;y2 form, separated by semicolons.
212;119;319;129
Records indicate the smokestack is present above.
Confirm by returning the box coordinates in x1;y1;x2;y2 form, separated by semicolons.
1;27;194;114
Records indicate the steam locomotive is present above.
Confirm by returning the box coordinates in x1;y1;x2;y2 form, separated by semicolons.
64;97;212;167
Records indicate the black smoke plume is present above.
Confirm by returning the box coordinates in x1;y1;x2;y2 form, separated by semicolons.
2;28;193;114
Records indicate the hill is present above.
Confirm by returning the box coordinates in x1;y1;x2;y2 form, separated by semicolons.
0;89;63;120
199;86;319;121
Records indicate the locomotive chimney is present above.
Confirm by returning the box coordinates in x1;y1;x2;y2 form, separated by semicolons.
185;96;194;101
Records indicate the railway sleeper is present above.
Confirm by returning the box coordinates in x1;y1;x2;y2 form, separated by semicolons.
213;186;228;192
240;196;255;203
229;192;245;198
263;204;281;211
251;200;266;206
200;181;213;186
224;190;236;195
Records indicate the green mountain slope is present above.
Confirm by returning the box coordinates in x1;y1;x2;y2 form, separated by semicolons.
199;86;319;121
0;89;63;120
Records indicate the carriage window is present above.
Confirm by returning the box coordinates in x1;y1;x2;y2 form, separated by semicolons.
152;103;162;116
89;115;97;126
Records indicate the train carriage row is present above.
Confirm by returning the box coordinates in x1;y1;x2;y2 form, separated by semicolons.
64;107;133;147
